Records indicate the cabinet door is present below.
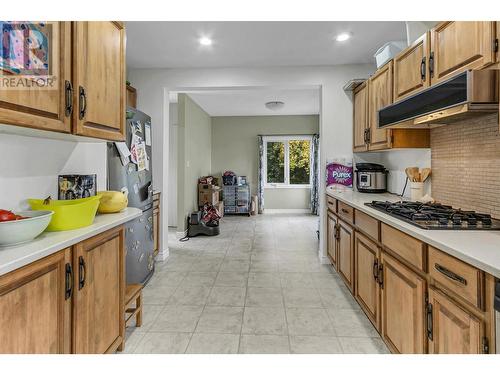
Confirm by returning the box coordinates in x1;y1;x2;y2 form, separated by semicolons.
327;213;338;266
337;219;354;292
393;32;430;101
428;287;484;354
153;208;159;256
380;252;426;353
73;226;125;354
0;249;72;354
430;21;496;84
73;21;126;141
367;61;393;151
0;22;72;133
353;82;368;152
354;232;380;330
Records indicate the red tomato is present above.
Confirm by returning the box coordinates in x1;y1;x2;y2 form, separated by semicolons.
0;209;17;222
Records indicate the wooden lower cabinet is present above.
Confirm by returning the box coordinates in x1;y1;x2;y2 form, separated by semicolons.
153;192;161;257
337;219;354;292
427;287;484;354
73;226;125;353
380;252;426;354
354;232;380;330
327;212;338;266
0;248;72;354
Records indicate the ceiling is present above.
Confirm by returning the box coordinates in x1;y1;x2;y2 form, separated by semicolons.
126;21;407;69
174;88;320;116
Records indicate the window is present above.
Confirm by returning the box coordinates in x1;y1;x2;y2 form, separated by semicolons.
263;135;312;188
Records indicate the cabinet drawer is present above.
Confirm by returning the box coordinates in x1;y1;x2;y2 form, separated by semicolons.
337;201;354;223
355;210;379;241
381;224;425;271
428;246;484;309
326;196;337;213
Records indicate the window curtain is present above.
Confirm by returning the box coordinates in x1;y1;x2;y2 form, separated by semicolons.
257;135;265;213
310;134;320;215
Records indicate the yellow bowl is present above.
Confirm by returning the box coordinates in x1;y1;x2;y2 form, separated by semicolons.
28;196;101;231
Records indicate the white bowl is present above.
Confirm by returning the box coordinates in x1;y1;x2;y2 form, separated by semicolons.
0;210;54;247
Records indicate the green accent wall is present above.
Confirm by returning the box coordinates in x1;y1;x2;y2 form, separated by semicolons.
211;115;319;210
177;94;212;232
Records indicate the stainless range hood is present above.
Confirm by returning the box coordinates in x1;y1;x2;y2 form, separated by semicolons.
378;70;498;129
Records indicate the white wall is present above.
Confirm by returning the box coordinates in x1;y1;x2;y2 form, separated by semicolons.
354;149;431;198
168;103;178;227
0;133;106;211
128;65;376;262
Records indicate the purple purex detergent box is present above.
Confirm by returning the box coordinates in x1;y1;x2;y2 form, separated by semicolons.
326;160;353;188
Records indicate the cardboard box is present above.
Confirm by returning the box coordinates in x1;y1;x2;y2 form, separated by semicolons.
198;184;220;207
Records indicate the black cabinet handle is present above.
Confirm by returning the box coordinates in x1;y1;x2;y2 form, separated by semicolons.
78;256;86;290
65;263;73;300
341;208;349;214
429;51;434;78
435;264;467;285
420;56;426;81
427;302;433;340
373;259;379;282
366;128;371;143
378;264;384;289
65;80;73;117
78;86;87;120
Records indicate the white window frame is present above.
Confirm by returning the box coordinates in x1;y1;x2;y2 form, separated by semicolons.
263;135;313;189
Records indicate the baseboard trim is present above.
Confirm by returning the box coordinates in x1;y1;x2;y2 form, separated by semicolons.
176;230;188;239
264;209;311;214
155;248;170;262
319;255;331;265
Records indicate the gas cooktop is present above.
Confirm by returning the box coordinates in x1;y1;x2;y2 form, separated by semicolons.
365;201;500;230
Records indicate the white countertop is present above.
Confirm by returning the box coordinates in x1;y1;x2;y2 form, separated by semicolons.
0;207;142;276
326;187;500;279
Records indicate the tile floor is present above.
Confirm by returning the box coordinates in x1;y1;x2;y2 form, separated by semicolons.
123;213;389;354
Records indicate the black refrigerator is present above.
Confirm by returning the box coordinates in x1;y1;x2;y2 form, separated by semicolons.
107;108;155;285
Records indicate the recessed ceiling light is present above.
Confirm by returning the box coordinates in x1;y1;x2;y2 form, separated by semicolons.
335;33;351;42
199;36;212;46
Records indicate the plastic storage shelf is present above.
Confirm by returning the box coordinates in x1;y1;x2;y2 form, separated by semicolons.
223;184;250;216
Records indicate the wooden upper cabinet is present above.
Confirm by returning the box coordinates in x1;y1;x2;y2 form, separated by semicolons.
428;287;484;354
353;82;368;152
337;219;354;292
327;212;338;266
380;252;426;354
73;21;126;141
354;232;380;330
0;22;72;133
73;226;125;354
367;61;392;151
0;248;72;354
393;32;430;101
430;21;496;84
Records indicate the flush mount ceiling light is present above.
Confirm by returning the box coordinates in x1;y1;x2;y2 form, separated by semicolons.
265;101;285;111
199;36;213;46
335;32;351;42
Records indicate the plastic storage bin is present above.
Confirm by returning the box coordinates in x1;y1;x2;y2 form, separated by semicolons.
374;41;407;68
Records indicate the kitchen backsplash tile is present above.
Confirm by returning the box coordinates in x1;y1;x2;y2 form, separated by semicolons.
431;114;500;218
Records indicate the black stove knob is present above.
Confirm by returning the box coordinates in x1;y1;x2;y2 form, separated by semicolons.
467;217;477;226
452;217;462;226
438;217;449;226
482;218;492;226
